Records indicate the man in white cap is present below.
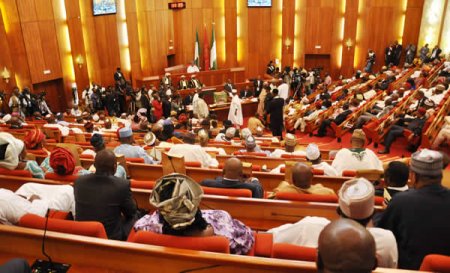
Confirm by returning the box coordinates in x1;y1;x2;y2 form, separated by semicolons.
270;133;305;158
306;143;338;176
160;72;172;87
214;127;236;142
167;133;218;168
178;75;189;90
198;129;226;155
268;177;398;268
238;135;270;155
377;149;450;270
332;129;383;175
188;74;203;89
228;89;243;128
113;127;156;164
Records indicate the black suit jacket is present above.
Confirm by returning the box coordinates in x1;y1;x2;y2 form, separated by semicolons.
239;89;253;98
201;177;264;198
253;80;263;96
183;95;193;106
74;174;137;240
266;97;285;127
224;83;235;93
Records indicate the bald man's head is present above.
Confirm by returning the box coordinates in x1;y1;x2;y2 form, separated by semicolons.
223;157;243;180
94;150;117;176
317;219;377;273
292;163;313;189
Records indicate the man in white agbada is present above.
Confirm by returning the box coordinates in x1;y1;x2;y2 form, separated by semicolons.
198;129;227;155
193;93;209;119
0;183;75;225
277;80;290;101
228;89;243;127
267;178;398;269
332;129;383;175
305;143;338;176
167;133;219;168
270;134;306;174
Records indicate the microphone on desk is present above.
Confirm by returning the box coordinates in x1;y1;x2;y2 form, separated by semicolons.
30;209;71;273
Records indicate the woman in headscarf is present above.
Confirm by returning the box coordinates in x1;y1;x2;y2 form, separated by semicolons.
134;174;254;255
41;147;89;176
0;132;45;178
24;129;49;157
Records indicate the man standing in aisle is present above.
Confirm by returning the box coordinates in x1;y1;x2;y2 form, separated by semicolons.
266;89;285;139
228;89;243;128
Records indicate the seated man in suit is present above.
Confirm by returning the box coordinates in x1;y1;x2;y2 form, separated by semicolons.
74;150;138;241
239;84;253;99
375;161;409;205
178;75;189;90
224;79;235;93
269;162;335;198
201;158;264;198
188;74;203;89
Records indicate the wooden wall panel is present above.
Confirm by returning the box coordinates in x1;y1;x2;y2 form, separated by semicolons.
0;0;428;94
65;0;90;90
17;0;62;84
125;0;142;86
1;0;33;89
0;10;16;91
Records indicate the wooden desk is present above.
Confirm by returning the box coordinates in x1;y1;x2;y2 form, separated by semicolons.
136;67;246;88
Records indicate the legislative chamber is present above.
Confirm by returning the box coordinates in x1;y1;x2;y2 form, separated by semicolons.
0;0;449;272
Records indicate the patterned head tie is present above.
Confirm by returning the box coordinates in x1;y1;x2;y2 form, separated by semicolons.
150;173;204;230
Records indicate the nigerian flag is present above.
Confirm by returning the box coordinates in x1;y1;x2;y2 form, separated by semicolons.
194;29;200;66
210;24;217;70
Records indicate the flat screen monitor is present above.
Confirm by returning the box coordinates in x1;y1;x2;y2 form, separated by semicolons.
248;0;272;7
93;0;117;16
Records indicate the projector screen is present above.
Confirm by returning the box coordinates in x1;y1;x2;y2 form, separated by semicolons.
248;0;272;7
93;0;117;16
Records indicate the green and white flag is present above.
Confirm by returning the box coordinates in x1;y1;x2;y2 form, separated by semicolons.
194;29;200;66
210;24;217;70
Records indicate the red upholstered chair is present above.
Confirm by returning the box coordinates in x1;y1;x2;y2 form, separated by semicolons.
47;210;72;220
18;214;107;239
45;172;78;183
374;196;384;206
272;243;317;262
0;168;32;178
128;230;230;253
275;192;338;203
247;232;273;257
252;164;262;171
420;254;450;272
280;154;306;159
312;169;325;175
126;157;145;163
202;187;252;197
185;161;202;168
280;166;286;173
342;170;357;177
130;179;156;189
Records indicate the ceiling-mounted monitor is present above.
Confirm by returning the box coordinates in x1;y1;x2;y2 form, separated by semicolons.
93;0;117;16
248;0;272;7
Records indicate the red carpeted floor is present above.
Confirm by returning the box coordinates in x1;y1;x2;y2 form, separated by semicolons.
242;117;412;161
